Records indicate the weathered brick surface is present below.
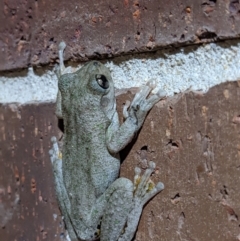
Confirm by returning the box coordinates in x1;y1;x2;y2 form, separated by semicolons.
0;103;65;240
1;81;240;240
1;0;240;71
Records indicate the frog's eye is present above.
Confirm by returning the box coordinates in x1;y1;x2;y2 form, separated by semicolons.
95;74;109;89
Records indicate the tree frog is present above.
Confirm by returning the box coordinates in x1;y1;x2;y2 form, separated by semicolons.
49;42;165;241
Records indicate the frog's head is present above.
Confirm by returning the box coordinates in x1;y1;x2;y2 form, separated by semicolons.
55;42;116;121
58;61;116;120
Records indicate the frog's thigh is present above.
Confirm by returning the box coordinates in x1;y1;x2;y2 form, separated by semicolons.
100;177;133;241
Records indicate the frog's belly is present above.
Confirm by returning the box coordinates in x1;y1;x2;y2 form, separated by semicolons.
90;155;120;196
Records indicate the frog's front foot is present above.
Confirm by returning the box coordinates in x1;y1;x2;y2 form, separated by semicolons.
124;82;166;131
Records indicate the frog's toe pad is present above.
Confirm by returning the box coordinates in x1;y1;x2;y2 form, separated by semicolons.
133;160;164;205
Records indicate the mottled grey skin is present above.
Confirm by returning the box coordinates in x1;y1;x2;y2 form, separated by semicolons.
50;42;164;241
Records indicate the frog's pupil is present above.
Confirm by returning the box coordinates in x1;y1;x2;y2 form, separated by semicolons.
96;75;109;89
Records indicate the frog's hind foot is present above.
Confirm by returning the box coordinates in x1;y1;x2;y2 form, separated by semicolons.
133;160;164;206
117;161;164;241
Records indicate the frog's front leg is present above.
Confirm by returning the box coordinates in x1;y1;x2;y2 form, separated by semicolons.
49;137;78;240
106;83;166;153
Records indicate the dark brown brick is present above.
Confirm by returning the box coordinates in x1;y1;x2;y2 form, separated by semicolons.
1;0;240;71
1;81;240;240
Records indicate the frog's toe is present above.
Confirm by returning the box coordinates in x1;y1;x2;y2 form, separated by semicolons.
133;160;164;205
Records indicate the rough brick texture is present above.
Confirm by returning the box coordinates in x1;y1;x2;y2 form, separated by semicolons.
1;81;240;240
1;0;240;71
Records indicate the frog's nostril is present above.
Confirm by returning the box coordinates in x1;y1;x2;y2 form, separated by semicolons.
93;61;99;66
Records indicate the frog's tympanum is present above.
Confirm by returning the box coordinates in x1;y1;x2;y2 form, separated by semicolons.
49;42;165;241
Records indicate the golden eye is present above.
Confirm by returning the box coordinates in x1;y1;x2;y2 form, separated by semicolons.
95;74;109;89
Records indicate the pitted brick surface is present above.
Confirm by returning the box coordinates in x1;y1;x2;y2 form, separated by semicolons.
1;0;240;71
1;81;240;240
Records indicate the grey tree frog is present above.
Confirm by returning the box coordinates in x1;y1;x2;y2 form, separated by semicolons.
49;42;165;241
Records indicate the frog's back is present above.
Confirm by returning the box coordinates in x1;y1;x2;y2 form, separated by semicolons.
58;60;119;207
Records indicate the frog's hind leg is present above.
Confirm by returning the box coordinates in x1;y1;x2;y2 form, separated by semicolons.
117;161;164;241
100;162;163;241
100;177;134;241
49;137;78;240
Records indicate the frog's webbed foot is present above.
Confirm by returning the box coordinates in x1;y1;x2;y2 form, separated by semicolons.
118;161;164;241
55;41;78;78
133;160;164;205
54;41;66;79
55;41;80;119
58;41;66;74
124;81;166;129
132;81;165;111
49;137;78;241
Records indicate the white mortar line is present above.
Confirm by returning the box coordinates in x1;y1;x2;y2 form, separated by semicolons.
0;40;240;104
